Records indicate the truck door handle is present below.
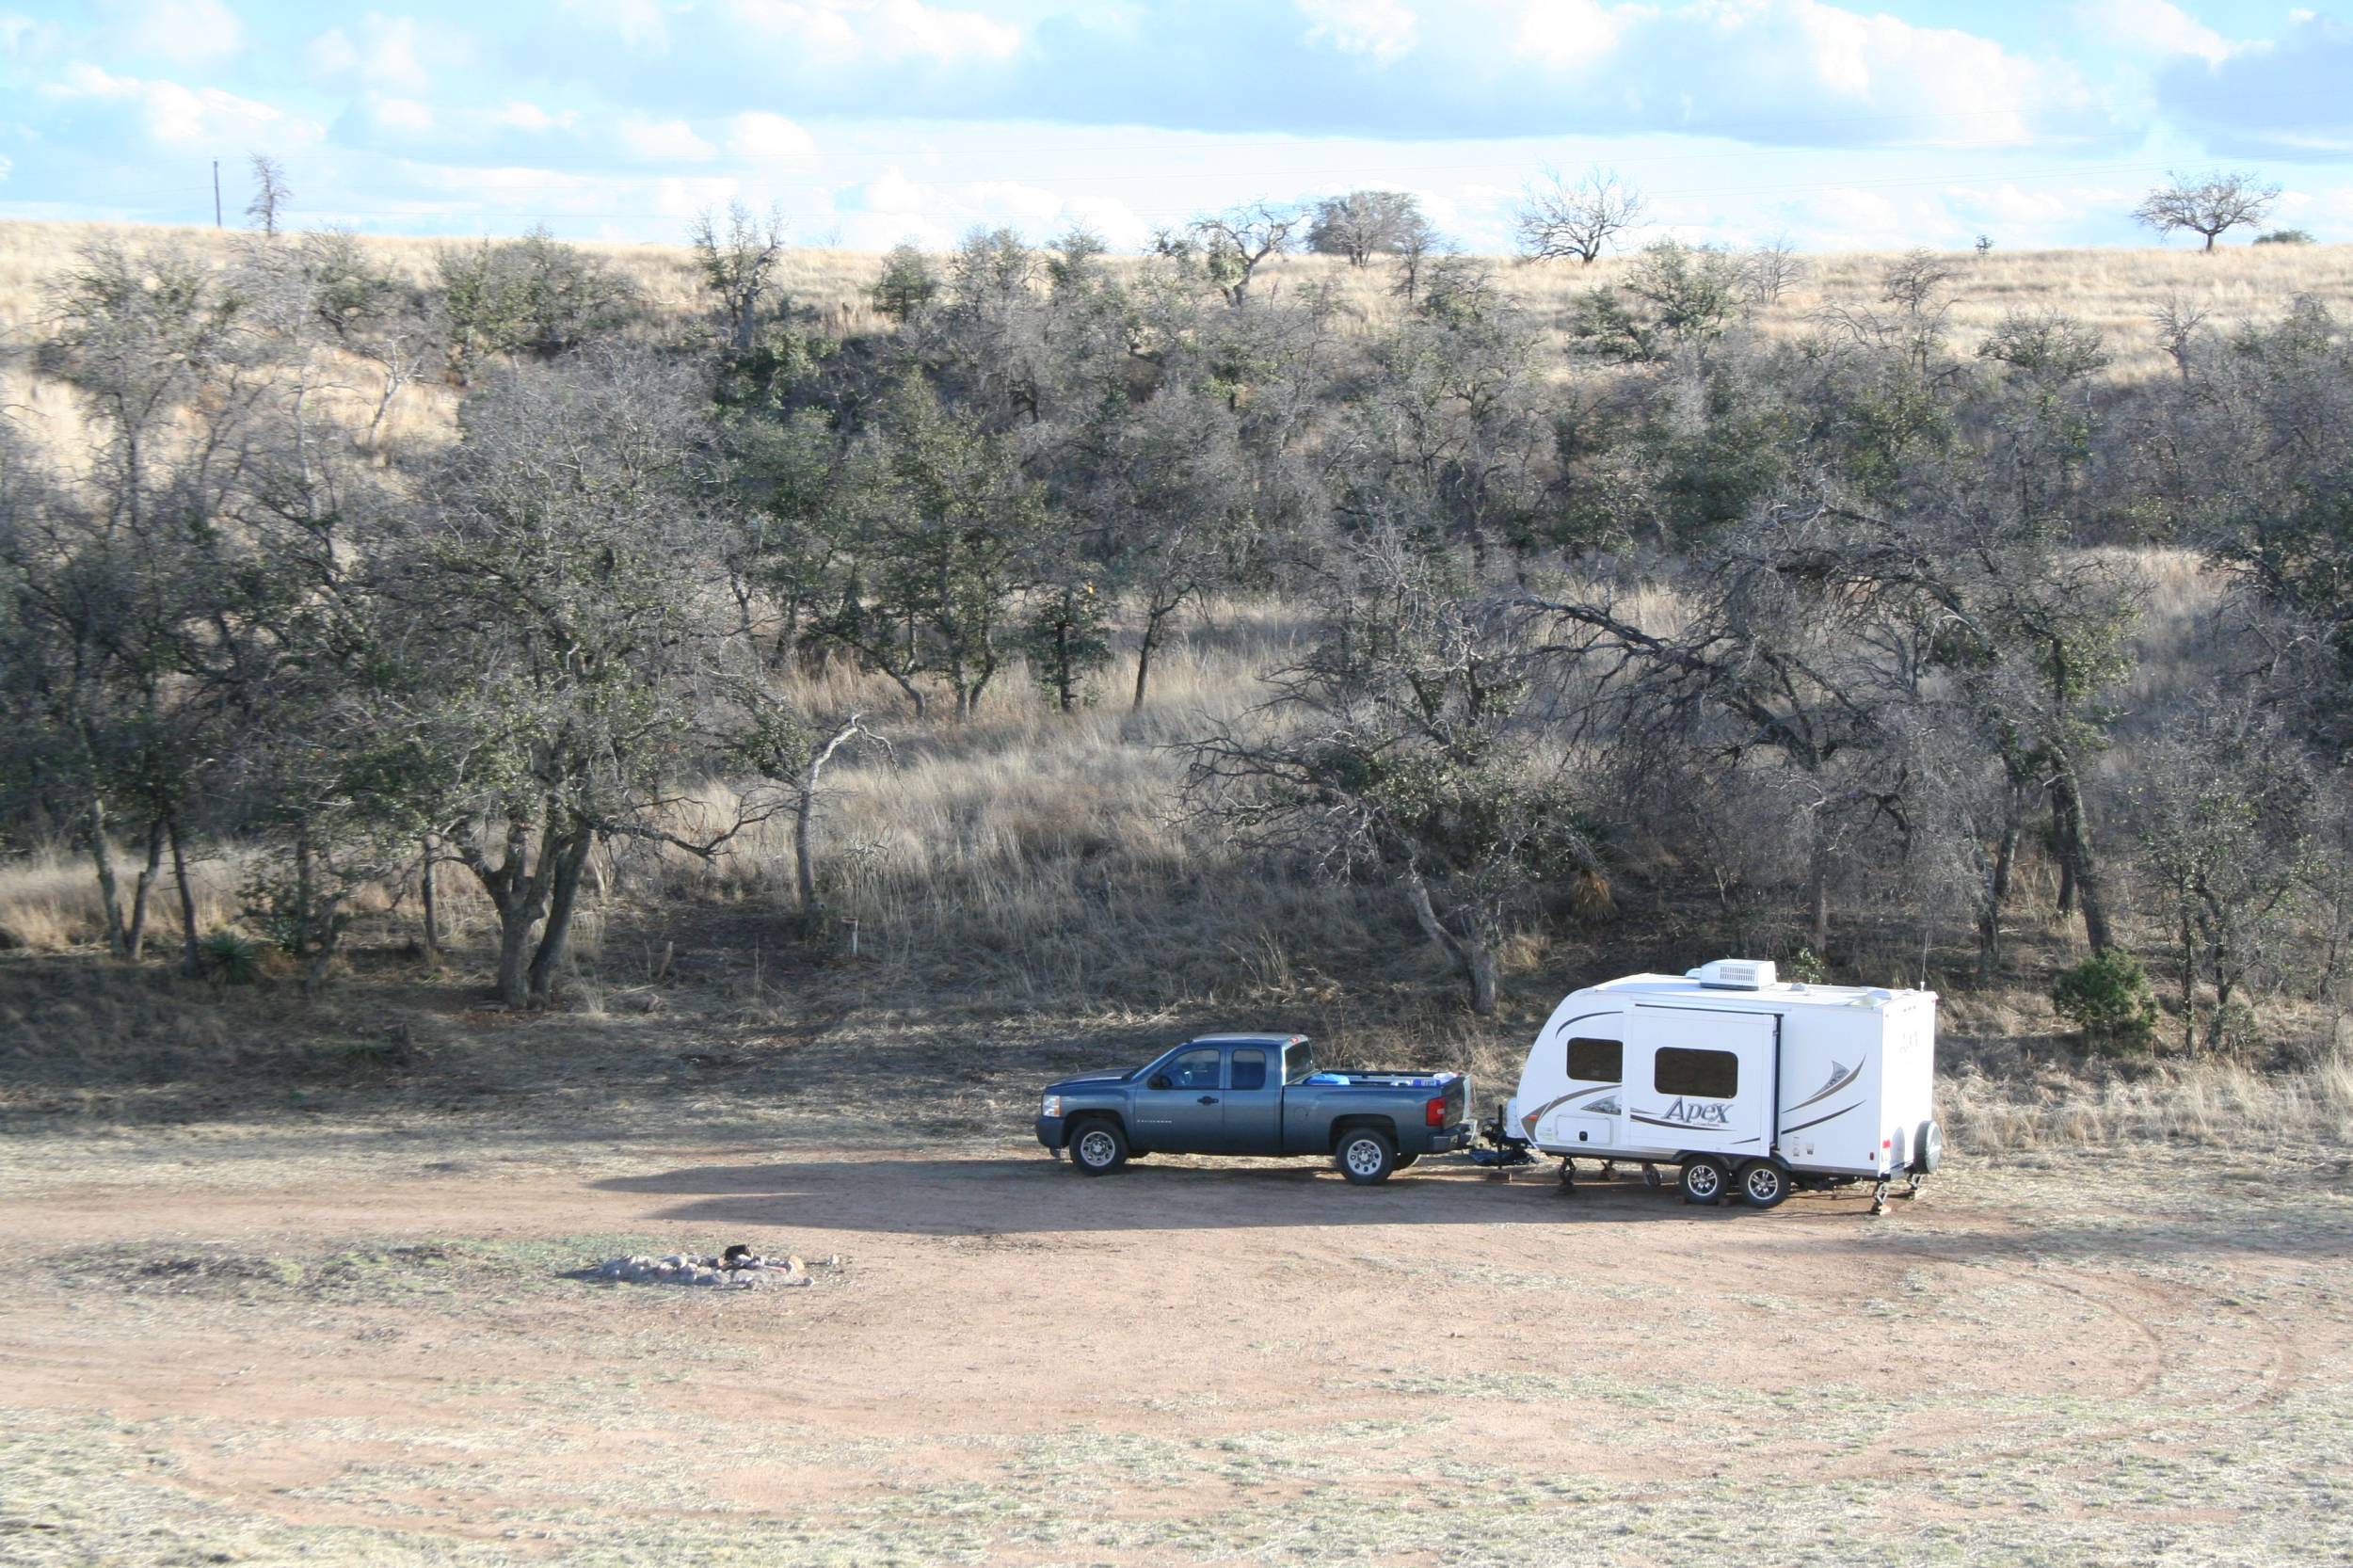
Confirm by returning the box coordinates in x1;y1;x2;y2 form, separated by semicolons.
1197;1096;1218;1105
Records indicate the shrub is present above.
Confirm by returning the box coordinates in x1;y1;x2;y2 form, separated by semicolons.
198;930;262;986
2052;949;2158;1050
2252;228;2315;246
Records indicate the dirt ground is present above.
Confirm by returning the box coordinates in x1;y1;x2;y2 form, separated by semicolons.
3;1121;2350;1567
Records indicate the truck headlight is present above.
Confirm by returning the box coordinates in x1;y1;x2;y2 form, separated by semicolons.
1041;1095;1063;1118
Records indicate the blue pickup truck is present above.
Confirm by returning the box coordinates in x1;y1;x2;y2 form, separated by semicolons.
1035;1033;1471;1184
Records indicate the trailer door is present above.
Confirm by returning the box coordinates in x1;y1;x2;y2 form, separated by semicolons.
1625;1007;1777;1160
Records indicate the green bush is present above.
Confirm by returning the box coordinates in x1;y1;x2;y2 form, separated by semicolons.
2051;949;2157;1050
198;929;262;986
1783;946;1830;984
2252;228;2315;246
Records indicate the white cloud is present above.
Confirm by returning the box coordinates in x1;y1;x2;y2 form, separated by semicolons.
832;164;1140;248
728;111;818;158
652;174;745;218
564;0;671;52
2076;0;2233;62
105;0;245;67
0;152;11;183
616;116;716;161
139;79;299;147
494;99;574;133
1666;1;2091;147
303;15;459;94
1776;2;2087;144
304;27;359;77
41;58;313;150
1515;0;1645;70
45;61;143;100
369;93;435;135
727;0;1022;61
412;162;592;198
1298;0;1418;63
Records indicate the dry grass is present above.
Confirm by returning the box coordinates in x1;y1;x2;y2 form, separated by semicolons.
1942;1042;2353;1150
0;845;244;952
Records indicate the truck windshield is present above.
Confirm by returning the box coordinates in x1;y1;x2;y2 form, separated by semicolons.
1283;1040;1314;1083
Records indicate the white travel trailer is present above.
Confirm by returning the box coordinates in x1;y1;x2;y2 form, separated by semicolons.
1497;959;1942;1209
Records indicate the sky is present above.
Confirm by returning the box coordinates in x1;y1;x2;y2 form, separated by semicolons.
1;0;2349;253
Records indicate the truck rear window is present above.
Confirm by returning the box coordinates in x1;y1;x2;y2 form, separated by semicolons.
1566;1037;1622;1081
1655;1047;1737;1098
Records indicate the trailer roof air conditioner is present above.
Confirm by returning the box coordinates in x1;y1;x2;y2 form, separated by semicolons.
1688;958;1776;990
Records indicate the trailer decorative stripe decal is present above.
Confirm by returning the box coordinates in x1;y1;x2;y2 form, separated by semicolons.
1518;1081;1621;1134
1779;1102;1861;1135
1785;1060;1861;1113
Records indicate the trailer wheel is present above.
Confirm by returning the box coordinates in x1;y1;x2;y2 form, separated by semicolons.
1069;1119;1129;1176
1335;1128;1398;1185
1738;1160;1790;1208
1912;1120;1944;1176
1680;1157;1729;1206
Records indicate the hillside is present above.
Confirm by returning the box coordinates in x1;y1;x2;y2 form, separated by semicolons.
7;218;2352;378
3;216;2351;1132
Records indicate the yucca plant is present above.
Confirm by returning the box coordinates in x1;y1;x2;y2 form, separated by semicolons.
198;929;262;985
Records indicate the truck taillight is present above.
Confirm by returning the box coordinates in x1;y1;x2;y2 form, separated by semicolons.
1425;1096;1448;1128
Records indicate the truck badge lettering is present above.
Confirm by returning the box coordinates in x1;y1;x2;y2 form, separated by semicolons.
1659;1096;1731;1126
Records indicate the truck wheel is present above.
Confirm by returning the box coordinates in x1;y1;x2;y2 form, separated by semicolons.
1680;1157;1729;1206
1335;1128;1398;1185
1069;1119;1128;1176
1738;1160;1790;1209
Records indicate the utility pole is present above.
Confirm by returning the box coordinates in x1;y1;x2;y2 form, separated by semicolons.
212;159;222;229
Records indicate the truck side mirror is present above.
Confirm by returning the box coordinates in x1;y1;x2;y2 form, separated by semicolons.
1147;1074;1172;1090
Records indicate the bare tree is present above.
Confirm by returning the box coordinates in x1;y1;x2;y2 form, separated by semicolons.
1391;218;1438;307
1185;531;1603;1016
736;705;889;917
1514;166;1645;264
1816;249;1963;376
1738;236;1805;306
2134;169;2281;252
690;200;787;355
245;154;291;236
2130;696;2314;1051
1187;200;1305;307
1306;191;1429;266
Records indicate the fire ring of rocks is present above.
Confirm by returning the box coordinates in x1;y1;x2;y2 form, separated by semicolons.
584;1243;822;1289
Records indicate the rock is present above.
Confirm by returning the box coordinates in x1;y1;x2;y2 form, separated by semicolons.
784;1255;807;1275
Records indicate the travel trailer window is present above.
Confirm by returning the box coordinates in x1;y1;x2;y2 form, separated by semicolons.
1565;1037;1622;1081
1654;1047;1737;1098
1231;1048;1268;1091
